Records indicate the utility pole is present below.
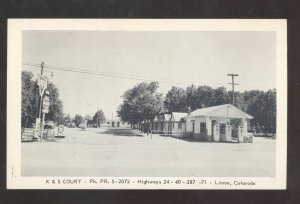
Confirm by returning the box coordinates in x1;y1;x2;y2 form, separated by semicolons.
33;62;45;140
37;62;44;119
227;74;239;106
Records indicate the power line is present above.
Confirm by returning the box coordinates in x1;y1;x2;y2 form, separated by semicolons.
22;62;273;90
22;62;226;87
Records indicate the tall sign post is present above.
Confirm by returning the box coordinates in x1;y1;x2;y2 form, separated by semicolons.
35;62;48;140
41;90;50;139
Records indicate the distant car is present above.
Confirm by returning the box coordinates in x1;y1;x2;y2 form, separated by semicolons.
230;137;239;143
69;123;76;128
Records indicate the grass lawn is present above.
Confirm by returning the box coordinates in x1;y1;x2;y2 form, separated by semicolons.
21;127;276;177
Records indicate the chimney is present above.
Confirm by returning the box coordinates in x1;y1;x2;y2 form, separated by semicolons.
188;106;191;115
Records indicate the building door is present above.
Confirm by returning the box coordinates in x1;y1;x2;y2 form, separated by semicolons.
117;122;120;127
112;122;115;127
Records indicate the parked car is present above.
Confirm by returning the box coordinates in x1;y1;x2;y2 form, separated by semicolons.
43;123;55;139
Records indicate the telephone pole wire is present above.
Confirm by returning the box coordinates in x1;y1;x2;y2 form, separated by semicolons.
227;74;239;106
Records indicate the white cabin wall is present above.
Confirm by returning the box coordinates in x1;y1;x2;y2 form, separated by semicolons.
186;118;193;132
171;122;185;137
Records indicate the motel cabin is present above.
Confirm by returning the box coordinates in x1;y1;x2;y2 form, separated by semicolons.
151;112;187;136
184;104;253;142
170;112;188;138
101;117;131;128
151;113;172;134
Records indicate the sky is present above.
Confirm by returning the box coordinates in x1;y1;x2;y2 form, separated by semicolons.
22;31;276;118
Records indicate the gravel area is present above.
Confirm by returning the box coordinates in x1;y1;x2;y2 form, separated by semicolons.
21;127;276;177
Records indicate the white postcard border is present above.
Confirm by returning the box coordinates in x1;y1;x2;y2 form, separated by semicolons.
7;19;287;189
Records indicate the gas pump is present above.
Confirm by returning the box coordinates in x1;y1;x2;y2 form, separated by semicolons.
237;126;244;142
213;124;220;141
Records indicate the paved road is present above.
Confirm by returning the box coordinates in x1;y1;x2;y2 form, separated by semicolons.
21;127;276;177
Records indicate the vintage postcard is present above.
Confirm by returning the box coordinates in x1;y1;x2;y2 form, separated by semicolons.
7;19;287;189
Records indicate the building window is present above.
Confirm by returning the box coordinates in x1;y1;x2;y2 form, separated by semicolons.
200;122;206;134
173;122;175;129
178;123;182;129
122;122;125;124
107;122;110;124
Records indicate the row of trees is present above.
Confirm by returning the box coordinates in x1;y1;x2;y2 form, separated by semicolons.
63;110;106;128
117;82;276;134
22;71;64;127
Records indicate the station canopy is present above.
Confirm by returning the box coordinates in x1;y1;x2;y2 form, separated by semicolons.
187;104;253;119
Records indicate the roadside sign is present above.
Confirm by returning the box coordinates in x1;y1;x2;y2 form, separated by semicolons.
42;104;49;113
37;75;48;88
38;75;48;96
43;101;50;106
44;96;49;101
43;96;50;105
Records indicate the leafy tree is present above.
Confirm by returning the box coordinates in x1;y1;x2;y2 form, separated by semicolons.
233;91;246;111
186;85;198;110
93;109;106;127
21;71;38;127
195;86;214;108
211;87;230;106
242;89;276;134
44;82;64;124
118;82;163;127
85;115;93;127
74;114;83;127
164;86;187;112
64;114;71;125
263;89;276;134
22;71;65;126
185;85;215;110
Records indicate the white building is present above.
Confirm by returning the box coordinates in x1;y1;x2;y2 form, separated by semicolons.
151;113;172;134
184;104;253;142
170;112;188;138
101;117;131;128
